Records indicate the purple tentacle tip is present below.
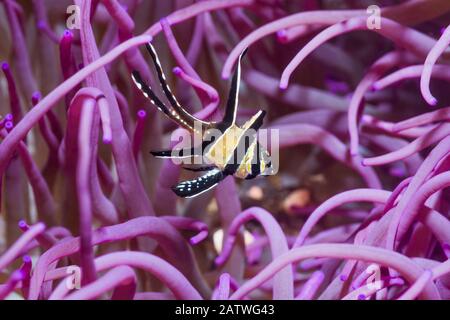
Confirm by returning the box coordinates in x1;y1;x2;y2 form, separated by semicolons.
276;29;287;42
103;137;112;144
173;66;182;75
214;256;225;267
18;220;27;230
63;29;73;39
31;91;41;104
340;274;348;282
1;62;9;71
37;21;45;30
160;17;170;25
5;121;14;130
137;110;147;118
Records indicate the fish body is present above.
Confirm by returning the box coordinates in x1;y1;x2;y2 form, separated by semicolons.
132;42;273;198
204;124;243;171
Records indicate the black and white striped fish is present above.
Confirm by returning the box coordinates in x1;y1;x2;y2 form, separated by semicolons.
131;42;273;198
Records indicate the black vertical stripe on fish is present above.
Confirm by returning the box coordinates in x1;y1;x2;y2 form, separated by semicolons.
223;110;266;176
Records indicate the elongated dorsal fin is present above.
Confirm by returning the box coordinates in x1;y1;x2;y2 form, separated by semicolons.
221;48;248;128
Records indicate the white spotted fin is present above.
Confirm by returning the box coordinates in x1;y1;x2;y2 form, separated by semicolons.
172;168;225;198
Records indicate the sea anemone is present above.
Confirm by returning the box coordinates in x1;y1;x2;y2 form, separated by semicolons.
1;0;450;300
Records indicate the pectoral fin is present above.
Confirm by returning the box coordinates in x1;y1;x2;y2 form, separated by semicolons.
182;165;216;172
